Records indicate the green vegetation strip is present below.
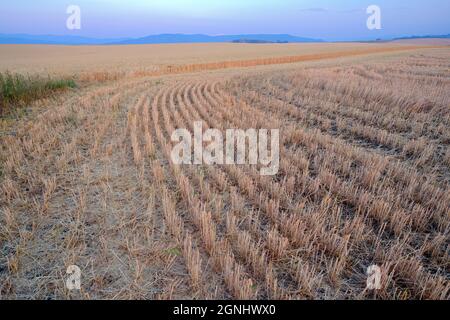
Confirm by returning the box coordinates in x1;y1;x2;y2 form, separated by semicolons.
0;72;76;116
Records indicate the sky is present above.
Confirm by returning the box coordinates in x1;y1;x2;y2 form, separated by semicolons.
0;0;449;41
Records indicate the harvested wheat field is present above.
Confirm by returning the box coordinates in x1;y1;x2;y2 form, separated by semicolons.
0;42;439;78
0;43;449;300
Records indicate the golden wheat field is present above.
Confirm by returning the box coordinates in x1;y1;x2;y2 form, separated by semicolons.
0;42;438;78
0;43;449;300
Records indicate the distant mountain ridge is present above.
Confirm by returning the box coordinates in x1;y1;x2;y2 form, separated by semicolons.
114;34;324;44
0;34;128;45
1;33;449;45
0;33;323;45
393;34;450;40
231;39;289;44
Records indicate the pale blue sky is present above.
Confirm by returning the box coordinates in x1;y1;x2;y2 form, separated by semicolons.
0;0;449;40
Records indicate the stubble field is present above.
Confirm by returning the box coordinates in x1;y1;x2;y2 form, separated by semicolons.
0;42;449;300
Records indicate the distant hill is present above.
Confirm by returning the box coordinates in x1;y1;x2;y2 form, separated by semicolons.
0;34;128;45
0;33;323;45
2;33;448;45
232;39;289;44
393;34;450;40
114;34;323;44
